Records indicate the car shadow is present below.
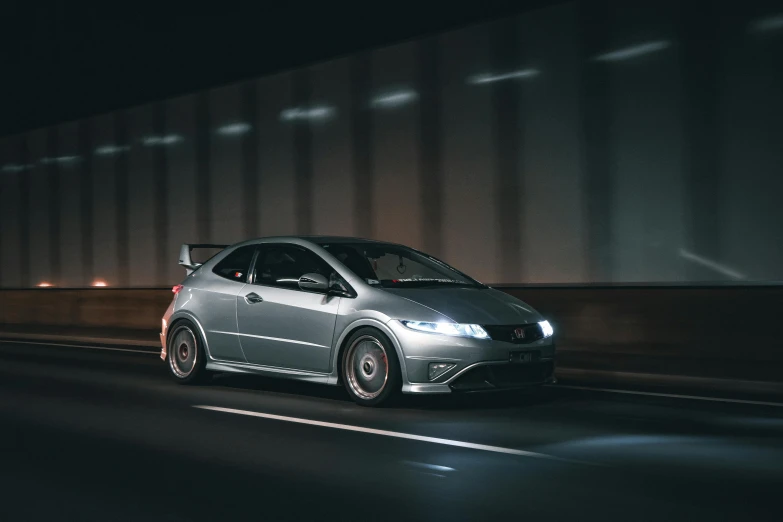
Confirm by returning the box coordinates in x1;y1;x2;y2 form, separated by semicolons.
206;372;561;411
207;373;352;403
399;387;563;411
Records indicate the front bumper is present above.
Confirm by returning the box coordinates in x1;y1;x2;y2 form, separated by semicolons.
448;359;555;391
388;320;556;394
404;360;556;393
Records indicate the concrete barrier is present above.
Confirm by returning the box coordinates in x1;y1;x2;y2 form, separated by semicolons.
500;285;783;383
0;289;171;331
1;285;782;386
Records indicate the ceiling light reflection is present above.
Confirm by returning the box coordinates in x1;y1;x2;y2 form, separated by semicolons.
95;145;131;156
593;40;670;62
750;14;783;33
1;163;34;173
142;135;183;146
678;249;746;280
467;69;540;85
280;106;335;122
371;89;419;108
217;122;252;136
41;155;81;165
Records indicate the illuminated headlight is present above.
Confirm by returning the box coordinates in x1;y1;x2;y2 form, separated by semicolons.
538;320;554;338
428;362;456;381
401;320;490;339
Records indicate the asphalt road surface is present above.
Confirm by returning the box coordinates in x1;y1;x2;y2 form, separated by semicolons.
1;340;781;521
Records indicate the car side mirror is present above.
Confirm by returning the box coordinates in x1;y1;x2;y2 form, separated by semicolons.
298;273;329;292
327;273;356;297
328;284;354;298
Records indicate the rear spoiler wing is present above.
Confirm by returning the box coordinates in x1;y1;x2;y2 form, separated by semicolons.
179;243;229;274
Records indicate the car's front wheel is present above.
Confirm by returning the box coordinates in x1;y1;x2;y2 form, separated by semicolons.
167;320;209;384
342;327;401;406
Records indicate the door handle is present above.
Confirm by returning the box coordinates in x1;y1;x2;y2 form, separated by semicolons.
244;292;264;304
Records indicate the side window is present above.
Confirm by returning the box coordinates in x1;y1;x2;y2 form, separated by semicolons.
211;246;256;283
253;245;334;290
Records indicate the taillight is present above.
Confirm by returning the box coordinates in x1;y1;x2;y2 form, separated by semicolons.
172;284;184;295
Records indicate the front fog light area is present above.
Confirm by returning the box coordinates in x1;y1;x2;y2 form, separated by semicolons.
428;362;456;381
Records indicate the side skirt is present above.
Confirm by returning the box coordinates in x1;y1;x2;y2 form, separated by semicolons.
205;359;333;385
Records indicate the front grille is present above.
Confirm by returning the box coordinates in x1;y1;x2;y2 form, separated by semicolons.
482;323;544;344
449;361;554;391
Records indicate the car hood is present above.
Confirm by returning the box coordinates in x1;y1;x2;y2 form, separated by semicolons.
382;287;542;325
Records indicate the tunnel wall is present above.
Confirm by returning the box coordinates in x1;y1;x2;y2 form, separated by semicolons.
1;286;781;383
1;1;783;288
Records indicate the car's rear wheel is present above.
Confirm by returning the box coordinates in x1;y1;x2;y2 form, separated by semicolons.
167;321;208;384
342;327;401;406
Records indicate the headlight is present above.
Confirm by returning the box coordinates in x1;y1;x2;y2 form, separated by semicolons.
538;320;554;338
401;320;490;339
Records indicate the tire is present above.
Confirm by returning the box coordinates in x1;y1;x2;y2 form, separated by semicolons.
166;320;209;384
341;327;401;406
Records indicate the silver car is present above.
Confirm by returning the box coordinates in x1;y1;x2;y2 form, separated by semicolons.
160;237;555;406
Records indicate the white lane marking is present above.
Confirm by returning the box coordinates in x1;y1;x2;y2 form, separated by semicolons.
209;330;328;348
0;339;158;355
194;405;593;465
551;384;783;408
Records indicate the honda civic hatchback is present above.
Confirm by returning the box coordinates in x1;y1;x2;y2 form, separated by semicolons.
160;236;555;406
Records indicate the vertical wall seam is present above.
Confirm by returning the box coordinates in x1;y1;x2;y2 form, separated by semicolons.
46;126;62;285
114;110;130;287
153;101;169;286
18;136;32;287
350;52;373;239
492;19;524;284
578;0;613;282
417;37;444;257
679;3;724;281
195;92;212;243
292;70;314;236
242;81;260;239
78;119;94;285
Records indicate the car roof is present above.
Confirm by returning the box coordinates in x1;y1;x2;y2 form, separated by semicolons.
235;236;406;247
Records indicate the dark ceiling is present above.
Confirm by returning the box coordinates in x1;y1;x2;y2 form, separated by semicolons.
0;1;563;136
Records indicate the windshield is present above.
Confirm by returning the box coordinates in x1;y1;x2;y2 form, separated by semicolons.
317;242;483;289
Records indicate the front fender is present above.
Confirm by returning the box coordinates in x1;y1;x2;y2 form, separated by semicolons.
327;317;409;387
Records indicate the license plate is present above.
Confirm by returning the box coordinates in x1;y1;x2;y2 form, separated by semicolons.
509;351;536;363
